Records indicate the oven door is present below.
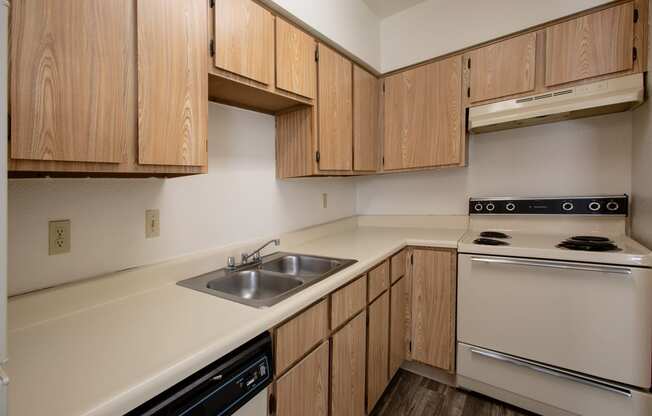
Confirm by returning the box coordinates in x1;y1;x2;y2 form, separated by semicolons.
458;254;652;388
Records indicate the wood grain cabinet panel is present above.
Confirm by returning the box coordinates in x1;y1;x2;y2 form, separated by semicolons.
276;19;317;99
137;0;207;166
353;65;380;171
10;0;132;163
367;291;390;413
317;44;353;171
411;249;456;372
545;3;635;86
214;0;274;85
331;311;366;416
383;55;463;170
275;299;328;373
368;261;389;302
390;249;407;284
276;341;329;416
390;275;411;378
469;33;536;103
331;276;366;330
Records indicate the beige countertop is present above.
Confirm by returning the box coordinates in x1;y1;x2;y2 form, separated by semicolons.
7;225;466;416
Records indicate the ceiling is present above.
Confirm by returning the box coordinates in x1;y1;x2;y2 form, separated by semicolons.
363;0;428;18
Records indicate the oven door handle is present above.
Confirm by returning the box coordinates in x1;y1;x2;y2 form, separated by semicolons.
470;256;632;276
469;347;632;397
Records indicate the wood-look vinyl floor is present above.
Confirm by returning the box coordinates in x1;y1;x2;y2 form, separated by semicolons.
371;370;537;416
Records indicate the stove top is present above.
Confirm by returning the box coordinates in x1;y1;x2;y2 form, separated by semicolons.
557;236;620;252
473;237;510;246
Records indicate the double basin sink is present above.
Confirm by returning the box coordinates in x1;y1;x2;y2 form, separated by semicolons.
178;252;357;308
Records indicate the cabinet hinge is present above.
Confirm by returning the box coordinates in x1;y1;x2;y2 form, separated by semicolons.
410;253;414;265
467;58;471;69
633;47;638;62
269;394;276;414
209;39;215;57
409;341;412;352
382;82;385;94
315;46;319;62
634;8;639;23
467;87;470;98
316;150;320;163
382;156;385;166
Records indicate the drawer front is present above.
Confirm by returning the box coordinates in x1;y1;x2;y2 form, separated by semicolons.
276;299;329;373
330;276;366;329
368;261;389;302
457;342;652;416
390;249;407;284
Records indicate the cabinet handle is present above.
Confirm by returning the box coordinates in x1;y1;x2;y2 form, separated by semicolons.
469;346;632;397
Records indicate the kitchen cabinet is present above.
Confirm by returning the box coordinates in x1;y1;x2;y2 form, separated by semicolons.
368;261;389;302
331;311;367;416
389;274;411;378
383;55;463;171
331;276;366;330
137;0;207;167
411;248;456;372
390;249;407;284
213;0;274;85
367;290;390;413
353;65;380;171
317;43;353;171
276;18;317;99
468;33;537;103
276;341;329;416
545;3;635;87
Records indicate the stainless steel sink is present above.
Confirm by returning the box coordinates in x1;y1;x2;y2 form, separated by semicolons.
177;252;357;308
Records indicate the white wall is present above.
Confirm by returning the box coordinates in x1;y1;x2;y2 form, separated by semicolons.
268;0;381;70
357;113;633;214
380;0;611;72
7;103;356;296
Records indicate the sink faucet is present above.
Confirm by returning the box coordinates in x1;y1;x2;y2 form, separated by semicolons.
227;239;280;270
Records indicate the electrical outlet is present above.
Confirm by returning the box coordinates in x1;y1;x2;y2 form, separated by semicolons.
145;209;160;238
322;193;328;209
49;220;71;255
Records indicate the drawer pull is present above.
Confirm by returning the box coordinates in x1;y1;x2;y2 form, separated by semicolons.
470;256;632;276
469;346;632;397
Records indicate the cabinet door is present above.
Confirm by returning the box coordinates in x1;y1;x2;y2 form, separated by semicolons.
137;0;208;166
383;55;462;170
389;275;410;378
545;3;634;87
318;44;353;171
367;291;389;413
276;19;317;99
331;311;366;416
214;0;274;85
469;33;536;103
353;65;379;171
411;249;456;371
10;0;132;163
276;341;329;416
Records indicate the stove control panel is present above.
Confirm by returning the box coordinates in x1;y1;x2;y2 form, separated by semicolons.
469;195;628;216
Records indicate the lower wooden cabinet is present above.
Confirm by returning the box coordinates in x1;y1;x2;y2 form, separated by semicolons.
276;341;330;416
389;274;411;378
410;248;456;372
331;311;367;416
367;290;390;413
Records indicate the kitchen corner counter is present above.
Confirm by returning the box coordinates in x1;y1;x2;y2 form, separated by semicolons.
7;225;466;416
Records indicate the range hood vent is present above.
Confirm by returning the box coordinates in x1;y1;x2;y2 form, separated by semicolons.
468;73;644;133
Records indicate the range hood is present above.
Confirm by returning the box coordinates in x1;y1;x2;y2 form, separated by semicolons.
468;73;644;133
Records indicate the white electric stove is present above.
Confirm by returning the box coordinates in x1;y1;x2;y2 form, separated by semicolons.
456;195;652;416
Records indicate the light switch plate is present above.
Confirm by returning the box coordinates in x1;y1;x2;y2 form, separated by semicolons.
145;209;160;238
49;220;71;255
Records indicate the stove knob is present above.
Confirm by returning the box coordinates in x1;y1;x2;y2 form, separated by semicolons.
562;202;574;212
474;203;483;212
588;201;601;212
486;203;495;212
606;201;619;211
505;202;516;212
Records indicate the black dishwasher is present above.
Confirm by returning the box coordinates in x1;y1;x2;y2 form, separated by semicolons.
125;332;273;416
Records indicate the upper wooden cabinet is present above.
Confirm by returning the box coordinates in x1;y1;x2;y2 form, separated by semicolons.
317;44;353;171
468;33;537;103
213;0;274;85
276;19;317;99
353;65;380;171
545;3;635;87
138;0;208;167
383;55;463;171
10;0;131;164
